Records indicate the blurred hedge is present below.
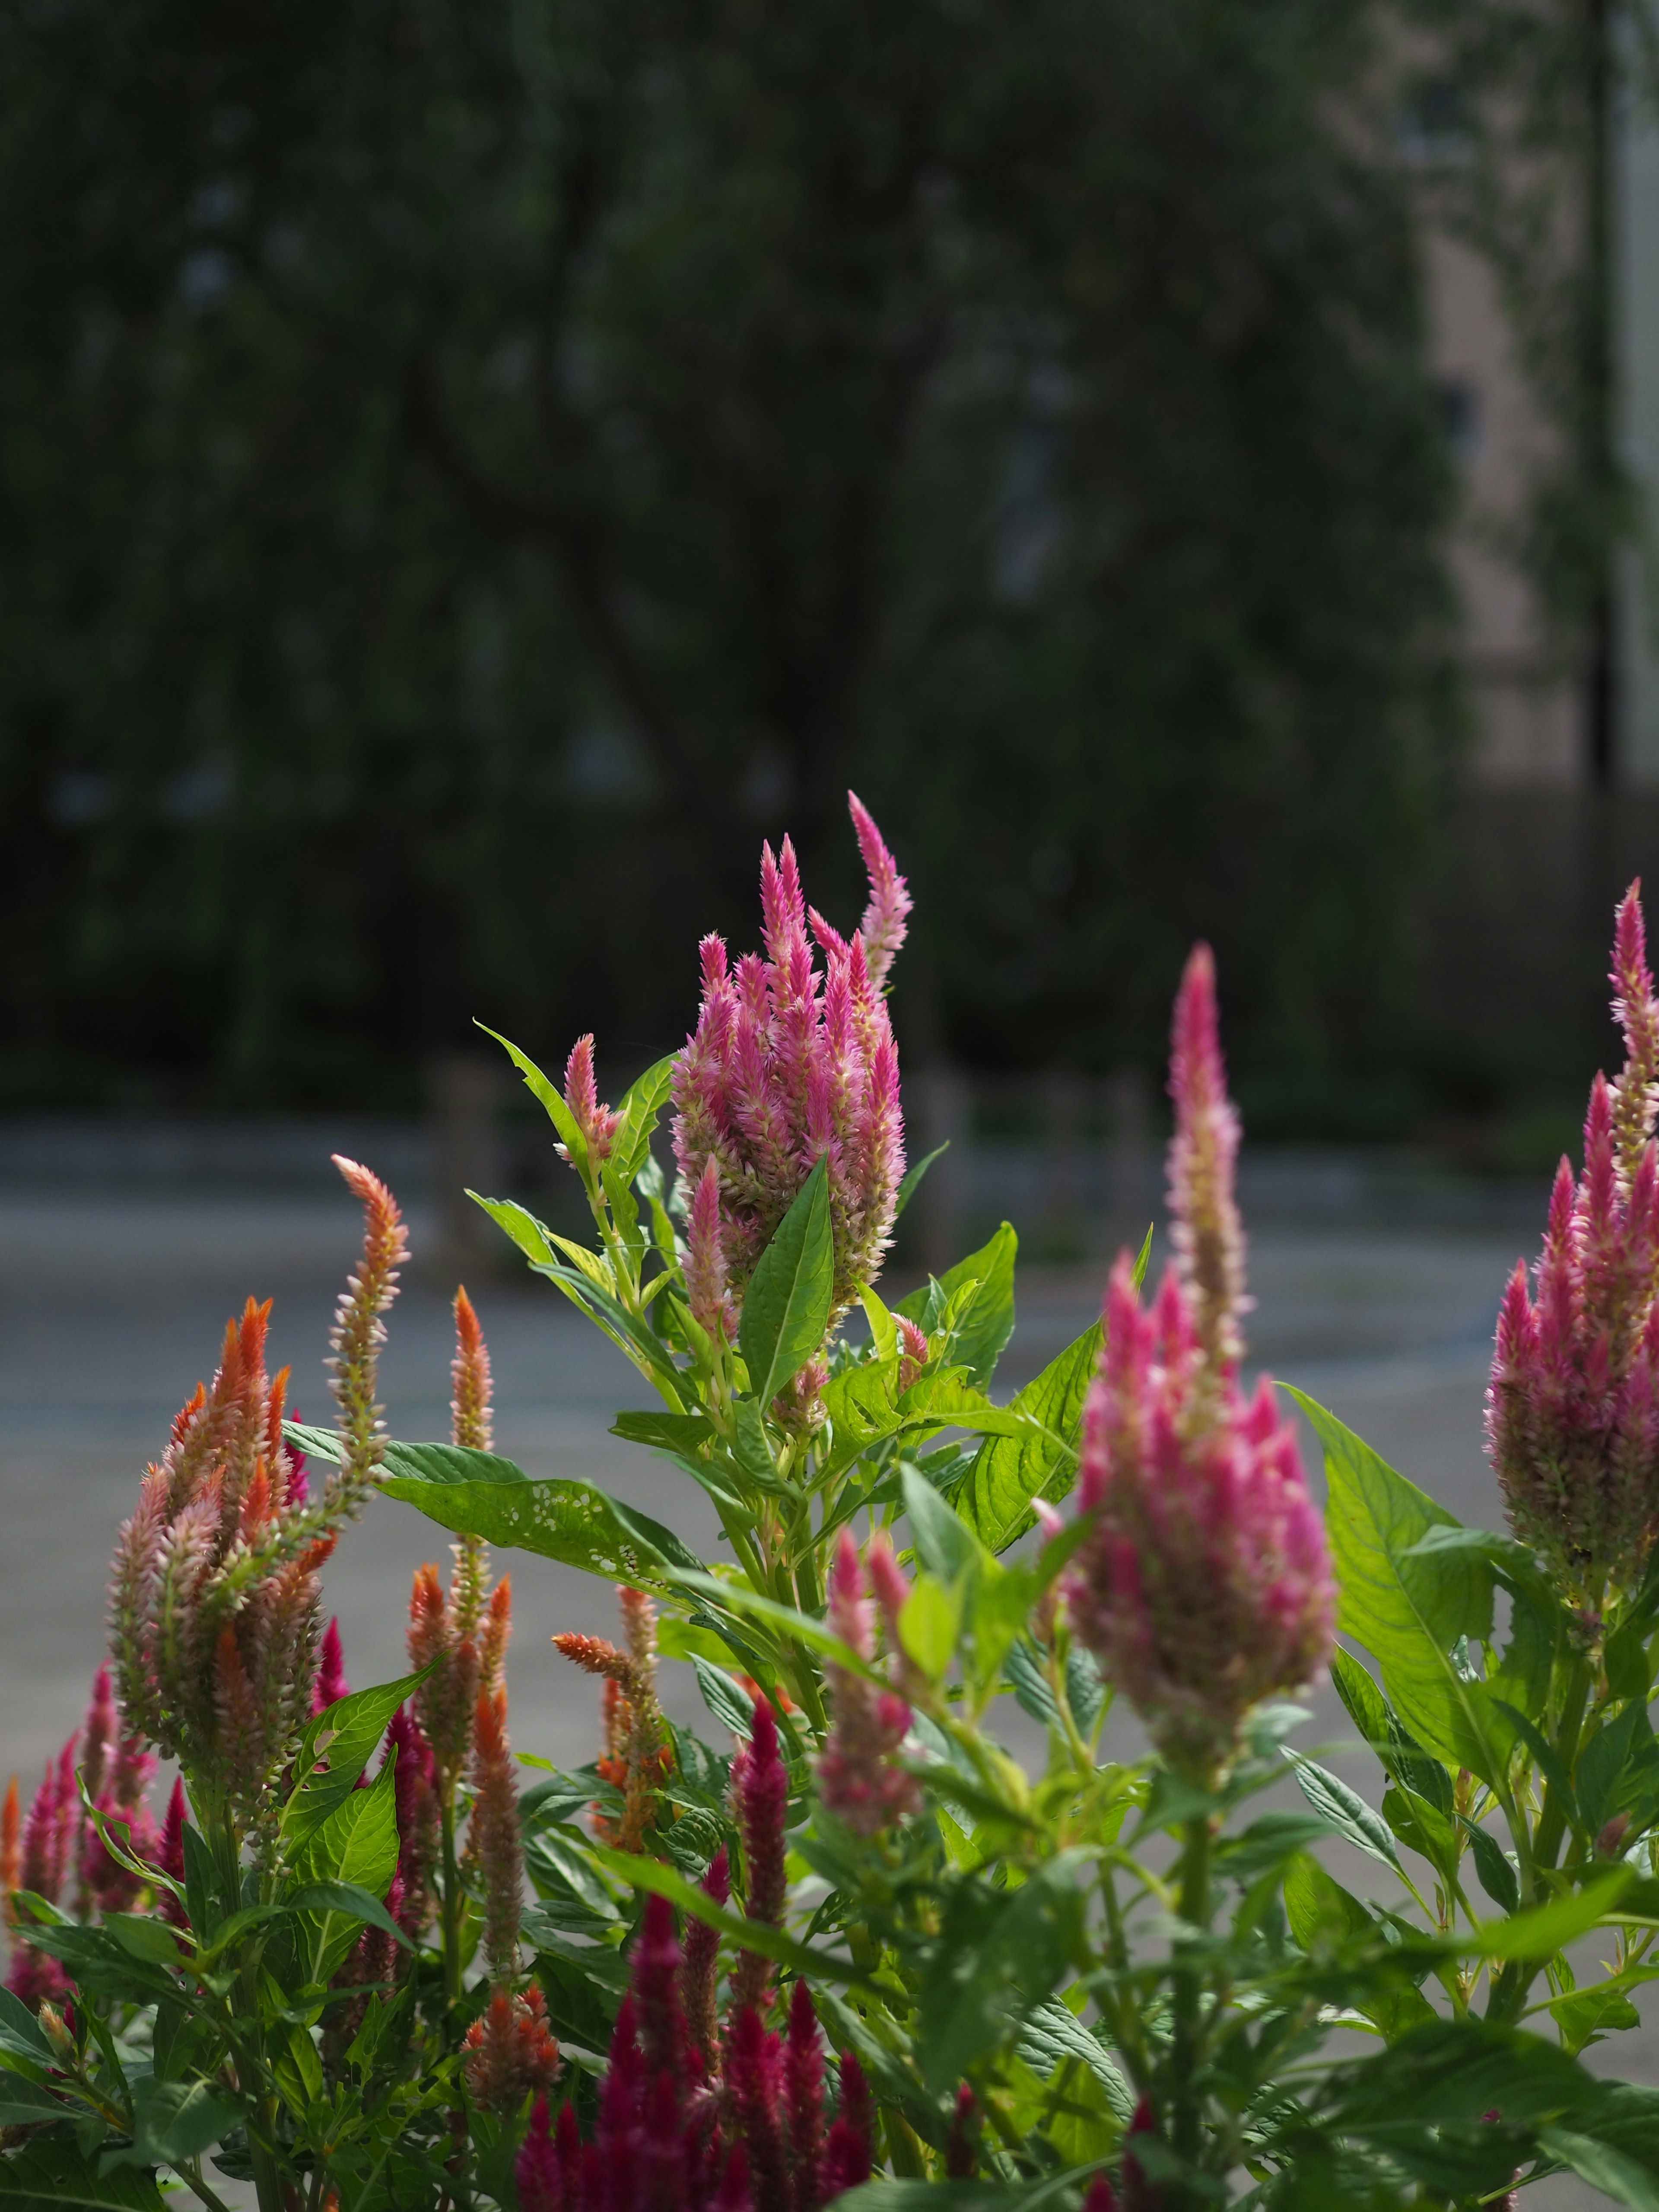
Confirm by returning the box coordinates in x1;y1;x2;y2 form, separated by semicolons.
0;0;1457;1112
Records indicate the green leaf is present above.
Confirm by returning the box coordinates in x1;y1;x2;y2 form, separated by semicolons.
913;1853;1088;2090
1457;1868;1633;1960
468;1192;556;1267
691;1658;756;1738
477;1024;591;1175
611;1054;677;1186
290;1763;401;1980
740;1159;834;1405
1537;2128;1659;2211
107;2078;242;2169
957;1320;1102;1554
897;1224;1017;1390
611;1411;717;1458
1285;1752;1401;1874
902;1462;987;1586
587;1847;871;1988
1459;1818;1519;1913
893;1143;950;1221
1577;1700;1659;1839
1290;1390;1512;1783
288;1881;412;1950
369;1453;703;1595
283;1664;430;1844
0;2077;73;2126
1545;1982;1643;2056
0;2143;166;2211
898;1575;963;1681
1013;2000;1135;2122
0;1991;51;2069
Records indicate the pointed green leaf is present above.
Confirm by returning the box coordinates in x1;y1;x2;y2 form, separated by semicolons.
896;1224;1017;1391
740;1160;834;1406
611;1055;678;1187
477;1024;590;1175
1289;1389;1512;1783
893;1143;950;1221
957;1321;1101;1554
0;2144;166;2210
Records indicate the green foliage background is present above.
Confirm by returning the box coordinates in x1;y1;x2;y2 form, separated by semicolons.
0;0;1458;1109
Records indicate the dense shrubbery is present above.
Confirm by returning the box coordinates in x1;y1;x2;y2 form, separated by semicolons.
10;807;1659;2210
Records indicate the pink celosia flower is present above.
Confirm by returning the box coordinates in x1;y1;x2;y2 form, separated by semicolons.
819;2050;874;2198
1487;884;1659;1602
311;1619;350;1717
1065;947;1333;1779
463;1982;562;2111
451;1285;494;1451
382;1706;439;1939
563;1036;620;1168
731;1694;787;2016
156;1778;189;1930
815;1532;918;1837
470;1686;524;1981
784;1981;825;2206
685;1157;737;1346
671;794;909;1320
1166;944;1247;1377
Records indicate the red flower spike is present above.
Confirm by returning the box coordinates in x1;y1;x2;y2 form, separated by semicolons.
516;2095;567;2212
451;1287;494;1451
563;1036;620;1169
820;2051;874;2197
713;2145;753;2212
311;1619;350;1717
728;2008;788;2212
157;1780;189;1929
784;1981;824;2208
469;1687;523;1980
383;1706;439;1939
1081;2180;1119;2212
683;1846;728;2075
632;1892;687;2081
945;2085;980;2180
732;1694;788;2015
0;1777;18;1904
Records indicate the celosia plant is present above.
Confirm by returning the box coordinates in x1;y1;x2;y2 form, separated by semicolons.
15;830;1659;2212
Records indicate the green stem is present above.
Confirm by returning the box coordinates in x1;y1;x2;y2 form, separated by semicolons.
1532;1655;1593;1878
216;1813;284;2212
1171;1813;1214;2200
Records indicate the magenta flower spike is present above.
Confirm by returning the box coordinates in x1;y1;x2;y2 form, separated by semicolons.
1487;884;1659;1604
685;1157;737;1346
731;1693;788;2015
563;1035;620;1167
671;793;909;1322
784;1980;825;2208
820;2050;874;2197
311;1619;350;1716
1167;943;1248;1377
683;1845;729;2075
816;1531;919;1837
1065;947;1334;1779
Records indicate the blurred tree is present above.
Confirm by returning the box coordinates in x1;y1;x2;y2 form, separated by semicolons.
0;0;1457;1112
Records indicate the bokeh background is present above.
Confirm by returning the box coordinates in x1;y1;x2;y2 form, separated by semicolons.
3;4;1659;2198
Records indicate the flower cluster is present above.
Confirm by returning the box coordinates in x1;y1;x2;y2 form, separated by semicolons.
2;1668;165;2002
554;1588;671;1853
1487;883;1659;1604
671;793;909;1321
815;1533;918;1838
107;1160;407;1838
1065;946;1334;1778
514;1891;874;2212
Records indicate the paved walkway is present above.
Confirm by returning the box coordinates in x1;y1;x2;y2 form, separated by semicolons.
0;1177;1627;2203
